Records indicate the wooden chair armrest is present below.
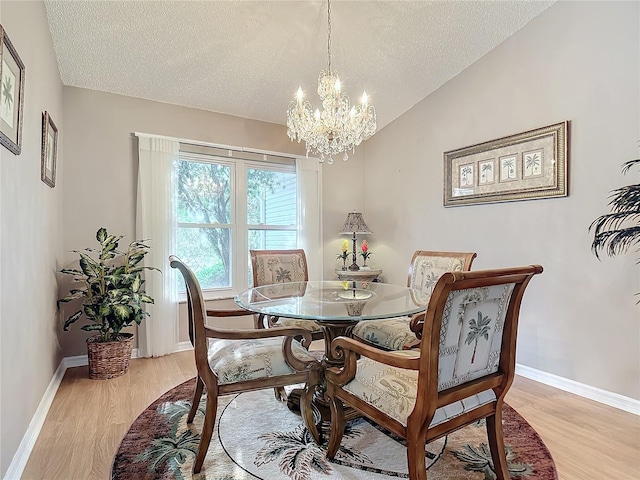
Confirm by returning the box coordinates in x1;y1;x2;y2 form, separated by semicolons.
408;311;426;339
205;297;253;318
202;324;313;348
333;336;420;369
327;336;420;386
206;307;253;317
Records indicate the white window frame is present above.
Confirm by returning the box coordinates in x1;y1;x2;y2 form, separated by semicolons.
177;151;297;299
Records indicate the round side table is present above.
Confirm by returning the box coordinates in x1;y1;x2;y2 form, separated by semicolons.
335;268;382;283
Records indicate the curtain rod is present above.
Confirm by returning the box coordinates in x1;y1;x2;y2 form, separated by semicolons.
133;131;313;161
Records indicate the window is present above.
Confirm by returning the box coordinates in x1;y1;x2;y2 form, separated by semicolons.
175;151;297;294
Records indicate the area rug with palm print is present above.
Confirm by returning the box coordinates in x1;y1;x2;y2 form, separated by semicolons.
112;378;557;480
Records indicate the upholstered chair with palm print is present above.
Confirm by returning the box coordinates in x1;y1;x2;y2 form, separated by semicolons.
326;265;543;480
353;250;476;350
250;249;325;401
250;249;324;341
170;256;321;474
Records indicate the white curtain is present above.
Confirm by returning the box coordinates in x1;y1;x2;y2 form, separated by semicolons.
296;157;323;281
136;136;179;357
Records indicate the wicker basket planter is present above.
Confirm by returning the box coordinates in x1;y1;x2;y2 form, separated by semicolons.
87;333;134;380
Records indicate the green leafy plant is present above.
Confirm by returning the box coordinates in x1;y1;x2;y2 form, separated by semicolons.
590;159;640;261
59;227;160;342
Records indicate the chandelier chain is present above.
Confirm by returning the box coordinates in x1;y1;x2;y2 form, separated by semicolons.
327;0;332;71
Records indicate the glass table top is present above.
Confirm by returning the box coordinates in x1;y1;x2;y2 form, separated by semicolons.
235;281;427;322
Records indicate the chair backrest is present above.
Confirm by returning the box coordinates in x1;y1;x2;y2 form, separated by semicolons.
406;250;477;305
170;255;211;374
414;265;542;421
170;255;255;374
250;249;309;287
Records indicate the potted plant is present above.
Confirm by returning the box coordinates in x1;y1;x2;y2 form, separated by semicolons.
59;227;159;379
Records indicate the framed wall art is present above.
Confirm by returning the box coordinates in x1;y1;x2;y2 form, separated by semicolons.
41;112;58;187
0;25;25;155
444;121;568;207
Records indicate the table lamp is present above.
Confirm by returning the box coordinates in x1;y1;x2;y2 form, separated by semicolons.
339;212;372;271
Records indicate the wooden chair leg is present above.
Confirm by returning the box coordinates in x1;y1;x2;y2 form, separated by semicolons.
326;395;345;459
406;430;428;480
193;390;218;474
486;410;510;480
274;386;287;402
300;384;320;445
187;376;204;424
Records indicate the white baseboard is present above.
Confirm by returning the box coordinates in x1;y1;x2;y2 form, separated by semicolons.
515;363;640;415
3;359;67;480
174;341;194;352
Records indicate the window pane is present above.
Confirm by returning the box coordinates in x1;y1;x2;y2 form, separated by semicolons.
177;160;231;224
177;227;231;290
247;168;296;226
249;229;297;251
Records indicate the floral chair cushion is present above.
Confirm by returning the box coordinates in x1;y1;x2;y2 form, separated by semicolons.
409;255;468;304
274;318;323;333
208;337;315;385
253;252;307;286
353;254;470;350
352;317;416;351
343;350;496;427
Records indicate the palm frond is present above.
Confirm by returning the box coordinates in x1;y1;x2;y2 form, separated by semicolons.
590;211;640;234
592;226;640;259
621;158;640;174
608;184;640;212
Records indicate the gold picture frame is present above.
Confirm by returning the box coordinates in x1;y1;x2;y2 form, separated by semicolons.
0;25;25;155
41;112;58;188
444;121;568;207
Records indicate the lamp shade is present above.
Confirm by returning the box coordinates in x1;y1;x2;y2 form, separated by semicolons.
339;212;372;235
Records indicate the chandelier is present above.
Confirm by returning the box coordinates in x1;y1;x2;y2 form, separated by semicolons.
286;0;376;164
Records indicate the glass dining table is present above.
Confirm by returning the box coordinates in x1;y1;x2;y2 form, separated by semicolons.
235;280;428;443
235;280;427;366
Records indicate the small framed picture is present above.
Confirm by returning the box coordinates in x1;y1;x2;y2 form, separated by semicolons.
523;149;544;178
41;112;58;188
459;162;475;187
0;25;25;155
478;159;496;185
499;155;518;182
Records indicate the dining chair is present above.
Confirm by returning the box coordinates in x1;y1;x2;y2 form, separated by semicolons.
250;249;324;341
250;249;325;401
352;250;477;350
326;264;543;480
170;255;321;474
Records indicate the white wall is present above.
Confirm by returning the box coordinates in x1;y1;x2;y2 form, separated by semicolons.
362;1;639;400
0;1;64;476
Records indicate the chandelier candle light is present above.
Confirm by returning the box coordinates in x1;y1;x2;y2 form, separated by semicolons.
286;0;377;164
339;212;372;271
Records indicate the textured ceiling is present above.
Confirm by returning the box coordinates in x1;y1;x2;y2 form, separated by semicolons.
44;0;555;130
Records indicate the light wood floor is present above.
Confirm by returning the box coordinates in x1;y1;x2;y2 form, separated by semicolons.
20;350;640;479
